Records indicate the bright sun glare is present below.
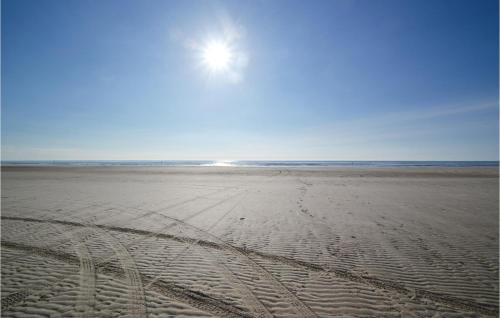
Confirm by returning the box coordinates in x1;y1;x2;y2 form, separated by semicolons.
202;41;232;72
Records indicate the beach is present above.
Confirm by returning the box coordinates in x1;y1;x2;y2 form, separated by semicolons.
1;166;498;317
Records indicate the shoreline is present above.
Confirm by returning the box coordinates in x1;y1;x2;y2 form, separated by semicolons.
2;165;498;178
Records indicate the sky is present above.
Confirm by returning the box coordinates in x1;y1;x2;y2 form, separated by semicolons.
2;0;499;161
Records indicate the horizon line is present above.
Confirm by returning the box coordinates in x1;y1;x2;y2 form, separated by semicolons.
1;159;499;162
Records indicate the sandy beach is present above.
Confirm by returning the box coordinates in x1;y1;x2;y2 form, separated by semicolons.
1;166;498;317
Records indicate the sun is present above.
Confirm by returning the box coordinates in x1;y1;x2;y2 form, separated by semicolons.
201;40;232;72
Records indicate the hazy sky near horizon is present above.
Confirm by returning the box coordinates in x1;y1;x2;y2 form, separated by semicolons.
2;0;499;160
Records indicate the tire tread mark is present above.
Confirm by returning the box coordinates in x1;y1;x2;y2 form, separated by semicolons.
91;228;147;318
145;209;319;318
1;241;252;318
144;194;246;288
49;224;96;318
201;247;273;318
124;186;234;222
3;216;498;316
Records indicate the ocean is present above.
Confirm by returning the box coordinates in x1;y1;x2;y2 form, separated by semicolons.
1;160;498;167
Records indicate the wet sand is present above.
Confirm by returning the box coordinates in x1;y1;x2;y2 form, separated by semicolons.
1;166;498;317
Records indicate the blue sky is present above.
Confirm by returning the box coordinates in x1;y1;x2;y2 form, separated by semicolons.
2;0;498;160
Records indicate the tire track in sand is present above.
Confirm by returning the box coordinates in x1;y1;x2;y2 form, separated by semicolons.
141;192;273;318
1;189;239;316
1;185;235;266
121;190;245;248
1;241;252;318
21;211;148;318
121;185;237;223
2;211;324;318
200;246;273;318
143;193;247;288
291;177;500;317
133;169;318;317
89;226;147;318
139;206;319;318
3;217;498;316
0;191;243;318
1;219;97;314
0;242;81;313
1;220;146;318
34;206;149;318
49;224;96;318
